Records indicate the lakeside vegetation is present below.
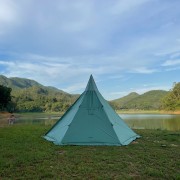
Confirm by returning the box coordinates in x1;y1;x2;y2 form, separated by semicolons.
0;75;180;113
0;75;78;112
161;82;180;111
111;82;180;112
116;109;180;114
110;90;168;110
0;125;179;179
0;85;12;110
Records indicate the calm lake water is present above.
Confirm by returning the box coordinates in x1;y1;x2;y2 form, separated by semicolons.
0;113;180;131
120;114;180;131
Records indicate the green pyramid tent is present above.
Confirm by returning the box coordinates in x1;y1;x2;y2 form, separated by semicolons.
44;75;140;146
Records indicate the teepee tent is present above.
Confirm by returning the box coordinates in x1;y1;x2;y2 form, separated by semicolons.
44;75;140;146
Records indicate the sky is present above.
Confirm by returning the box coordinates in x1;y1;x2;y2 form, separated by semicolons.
0;0;180;100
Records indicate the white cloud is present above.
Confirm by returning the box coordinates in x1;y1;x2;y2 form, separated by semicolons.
154;39;180;58
110;0;150;15
0;0;19;23
0;1;180;99
0;0;21;35
165;67;180;72
130;67;158;74
0;57;105;89
108;75;124;80
0;60;14;66
170;52;180;59
162;59;180;66
62;82;86;93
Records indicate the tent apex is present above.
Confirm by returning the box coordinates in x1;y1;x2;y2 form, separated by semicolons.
85;74;98;91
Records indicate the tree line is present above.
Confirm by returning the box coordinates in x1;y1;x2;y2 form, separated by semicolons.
0;85;77;113
0;82;179;112
161;82;180;111
0;85;12;111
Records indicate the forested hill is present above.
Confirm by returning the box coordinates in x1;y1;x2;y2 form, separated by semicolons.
1;75;179;112
110;90;168;110
0;75;79;112
0;75;65;93
111;92;139;106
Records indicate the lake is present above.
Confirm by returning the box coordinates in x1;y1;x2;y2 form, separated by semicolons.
0;113;180;131
120;114;180;131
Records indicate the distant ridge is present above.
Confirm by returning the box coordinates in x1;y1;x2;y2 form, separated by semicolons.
0;75;66;94
0;75;78;112
0;75;42;89
0;74;169;111
112;92;139;105
110;90;168;110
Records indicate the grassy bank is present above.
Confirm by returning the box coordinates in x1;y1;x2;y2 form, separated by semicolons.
1;110;180;120
0;125;179;179
116;110;180;114
0;112;63;127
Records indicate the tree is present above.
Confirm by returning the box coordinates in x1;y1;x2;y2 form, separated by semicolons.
0;85;12;110
162;82;180;111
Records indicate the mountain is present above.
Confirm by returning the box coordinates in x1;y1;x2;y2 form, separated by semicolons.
110;90;168;110
0;75;79;112
0;75;66;93
112;92;139;105
0;75;41;89
0;75;170;112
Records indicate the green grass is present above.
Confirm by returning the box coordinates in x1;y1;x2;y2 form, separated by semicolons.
0;125;180;179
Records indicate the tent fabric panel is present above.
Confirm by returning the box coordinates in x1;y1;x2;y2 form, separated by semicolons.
80;91;103;109
120;134;140;145
44;126;69;144
43;94;85;144
44;93;84;135
96;91;140;144
62;108;120;145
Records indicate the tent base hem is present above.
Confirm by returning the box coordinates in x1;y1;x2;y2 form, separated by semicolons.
43;135;140;146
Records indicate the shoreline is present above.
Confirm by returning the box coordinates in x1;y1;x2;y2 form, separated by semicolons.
115;110;180;115
1;110;180;116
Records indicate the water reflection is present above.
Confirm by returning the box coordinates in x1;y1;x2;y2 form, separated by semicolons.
0;113;180;131
120;114;180;131
16;116;59;125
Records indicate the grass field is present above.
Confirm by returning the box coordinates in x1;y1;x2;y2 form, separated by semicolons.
0;125;180;179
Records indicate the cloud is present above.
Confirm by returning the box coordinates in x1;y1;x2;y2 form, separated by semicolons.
162;59;180;66
0;0;16;22
0;60;14;66
0;56;106;90
62;82;86;93
108;75;124;80
110;0;150;15
170;52;180;59
129;67;158;74
0;1;180;99
1;0;180;58
0;0;21;35
165;67;180;72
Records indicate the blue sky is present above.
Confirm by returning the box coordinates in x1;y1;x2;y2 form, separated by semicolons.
0;0;180;100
